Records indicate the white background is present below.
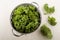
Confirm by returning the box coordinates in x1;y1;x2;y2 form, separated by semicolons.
0;0;60;40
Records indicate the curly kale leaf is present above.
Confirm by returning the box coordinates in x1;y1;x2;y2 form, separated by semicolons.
40;25;53;39
48;16;57;26
44;4;55;14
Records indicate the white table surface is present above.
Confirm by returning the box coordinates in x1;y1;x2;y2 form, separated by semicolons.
0;0;60;40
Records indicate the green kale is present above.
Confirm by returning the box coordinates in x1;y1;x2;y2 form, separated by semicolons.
40;25;53;39
48;16;57;26
12;4;40;33
44;4;55;14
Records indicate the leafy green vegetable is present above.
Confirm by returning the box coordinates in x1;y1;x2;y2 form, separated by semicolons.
44;4;55;14
40;25;53;39
11;4;40;33
48;16;57;26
